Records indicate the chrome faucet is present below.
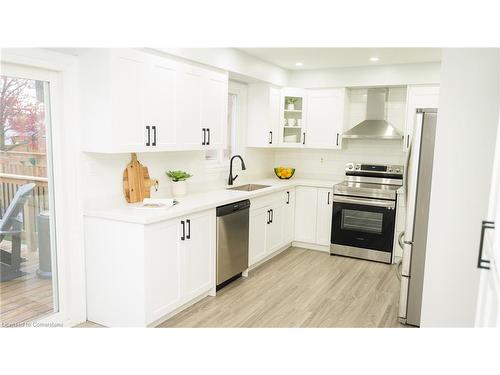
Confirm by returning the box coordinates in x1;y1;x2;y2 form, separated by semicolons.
228;155;246;185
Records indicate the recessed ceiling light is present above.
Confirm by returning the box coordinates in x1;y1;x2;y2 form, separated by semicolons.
295;62;303;67
369;57;380;62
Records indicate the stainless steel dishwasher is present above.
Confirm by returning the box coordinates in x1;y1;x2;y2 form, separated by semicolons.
216;199;250;290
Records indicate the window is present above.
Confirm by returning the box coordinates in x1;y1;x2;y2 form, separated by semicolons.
0;71;59;325
205;92;238;165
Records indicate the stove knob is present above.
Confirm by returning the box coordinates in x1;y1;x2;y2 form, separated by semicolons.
395;168;401;173
355;165;360;170
388;167;393;173
347;163;354;170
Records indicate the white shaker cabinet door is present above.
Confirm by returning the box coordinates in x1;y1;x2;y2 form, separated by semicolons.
249;206;269;266
110;52;148;151
316;188;334;246
144;219;182;323
145;58;177;149
267;203;284;254
181;210;213;303
306;88;345;149
201;75;227;148
283;189;295;245
404;85;440;151
176;67;203;148
294;186;318;243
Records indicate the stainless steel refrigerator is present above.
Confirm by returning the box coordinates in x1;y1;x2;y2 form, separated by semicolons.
398;108;438;326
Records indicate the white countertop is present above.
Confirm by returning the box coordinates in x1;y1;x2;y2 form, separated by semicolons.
83;178;341;225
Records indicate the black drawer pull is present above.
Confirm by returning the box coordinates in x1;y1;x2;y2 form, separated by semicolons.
181;220;185;241
186;219;191;239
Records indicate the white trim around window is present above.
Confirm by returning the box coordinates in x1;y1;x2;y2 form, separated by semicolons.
1;49;86;327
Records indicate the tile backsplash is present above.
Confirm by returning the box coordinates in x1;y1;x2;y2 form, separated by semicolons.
274;138;405;181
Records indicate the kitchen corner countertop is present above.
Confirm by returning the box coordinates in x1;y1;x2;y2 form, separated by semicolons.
83;178;342;225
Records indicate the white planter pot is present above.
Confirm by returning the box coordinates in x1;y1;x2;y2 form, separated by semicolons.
171;180;187;197
287;103;295;110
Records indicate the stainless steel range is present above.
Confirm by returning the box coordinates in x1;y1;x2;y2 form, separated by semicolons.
330;163;403;264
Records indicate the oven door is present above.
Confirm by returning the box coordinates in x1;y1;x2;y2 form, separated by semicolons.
331;195;396;252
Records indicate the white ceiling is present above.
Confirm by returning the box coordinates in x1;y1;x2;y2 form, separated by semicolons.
238;48;442;70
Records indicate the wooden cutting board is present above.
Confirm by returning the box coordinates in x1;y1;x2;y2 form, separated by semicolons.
123;153;158;203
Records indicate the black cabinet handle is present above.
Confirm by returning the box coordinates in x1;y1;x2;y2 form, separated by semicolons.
181;220;185;241
269;131;273;144
202;128;206;145
477;220;494;269
286;191;290;204
267;210;270;224
207;128;211;145
146;126;151;146
328;191;331;205
336;133;339;146
303;132;306;145
152;126;157;146
270;209;273;223
186;219;191;240
406;135;410;148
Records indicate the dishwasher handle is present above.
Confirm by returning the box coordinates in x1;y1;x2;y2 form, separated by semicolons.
216;199;251;216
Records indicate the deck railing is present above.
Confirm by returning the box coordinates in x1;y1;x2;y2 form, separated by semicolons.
0;172;49;252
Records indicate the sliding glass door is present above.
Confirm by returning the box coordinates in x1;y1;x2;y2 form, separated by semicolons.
0;67;59;326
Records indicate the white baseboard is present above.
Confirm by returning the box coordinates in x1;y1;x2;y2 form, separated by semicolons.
292;241;330;253
148;290;212;327
248;243;292;271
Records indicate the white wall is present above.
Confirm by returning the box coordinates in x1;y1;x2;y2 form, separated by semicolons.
156;48;290;86
82;149;274;209
289;62;441;88
274;139;405;181
420;49;500;327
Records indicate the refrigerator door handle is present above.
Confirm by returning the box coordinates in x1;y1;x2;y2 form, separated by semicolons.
403;239;414;245
398;231;405;250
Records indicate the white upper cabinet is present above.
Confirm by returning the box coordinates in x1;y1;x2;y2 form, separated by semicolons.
281;88;307;147
176;65;203;148
306;88;346;149
80;49;228;153
404;85;440;151
145;57;177;149
201;73;227;149
247;83;281;147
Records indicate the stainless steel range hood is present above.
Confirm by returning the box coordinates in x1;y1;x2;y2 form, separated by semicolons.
343;88;402;140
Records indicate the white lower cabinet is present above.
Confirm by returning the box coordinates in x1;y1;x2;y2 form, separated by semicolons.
85;209;215;327
144;220;182;324
249;190;294;266
294;186;333;248
180;211;213;302
316;188;334;246
294;187;318;243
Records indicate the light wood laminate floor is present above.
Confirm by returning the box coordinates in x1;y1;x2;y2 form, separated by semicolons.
1;242;54;326
159;247;403;328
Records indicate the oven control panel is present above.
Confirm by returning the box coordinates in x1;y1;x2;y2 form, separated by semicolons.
345;163;403;175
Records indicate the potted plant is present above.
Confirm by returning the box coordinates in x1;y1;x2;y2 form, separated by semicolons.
286;97;298;110
166;170;192;197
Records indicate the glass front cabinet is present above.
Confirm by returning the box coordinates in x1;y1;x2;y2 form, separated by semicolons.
281;88;306;146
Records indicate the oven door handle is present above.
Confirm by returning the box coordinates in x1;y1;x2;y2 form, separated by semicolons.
333;195;395;209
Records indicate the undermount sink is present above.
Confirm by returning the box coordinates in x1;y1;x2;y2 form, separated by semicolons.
228;184;271;192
